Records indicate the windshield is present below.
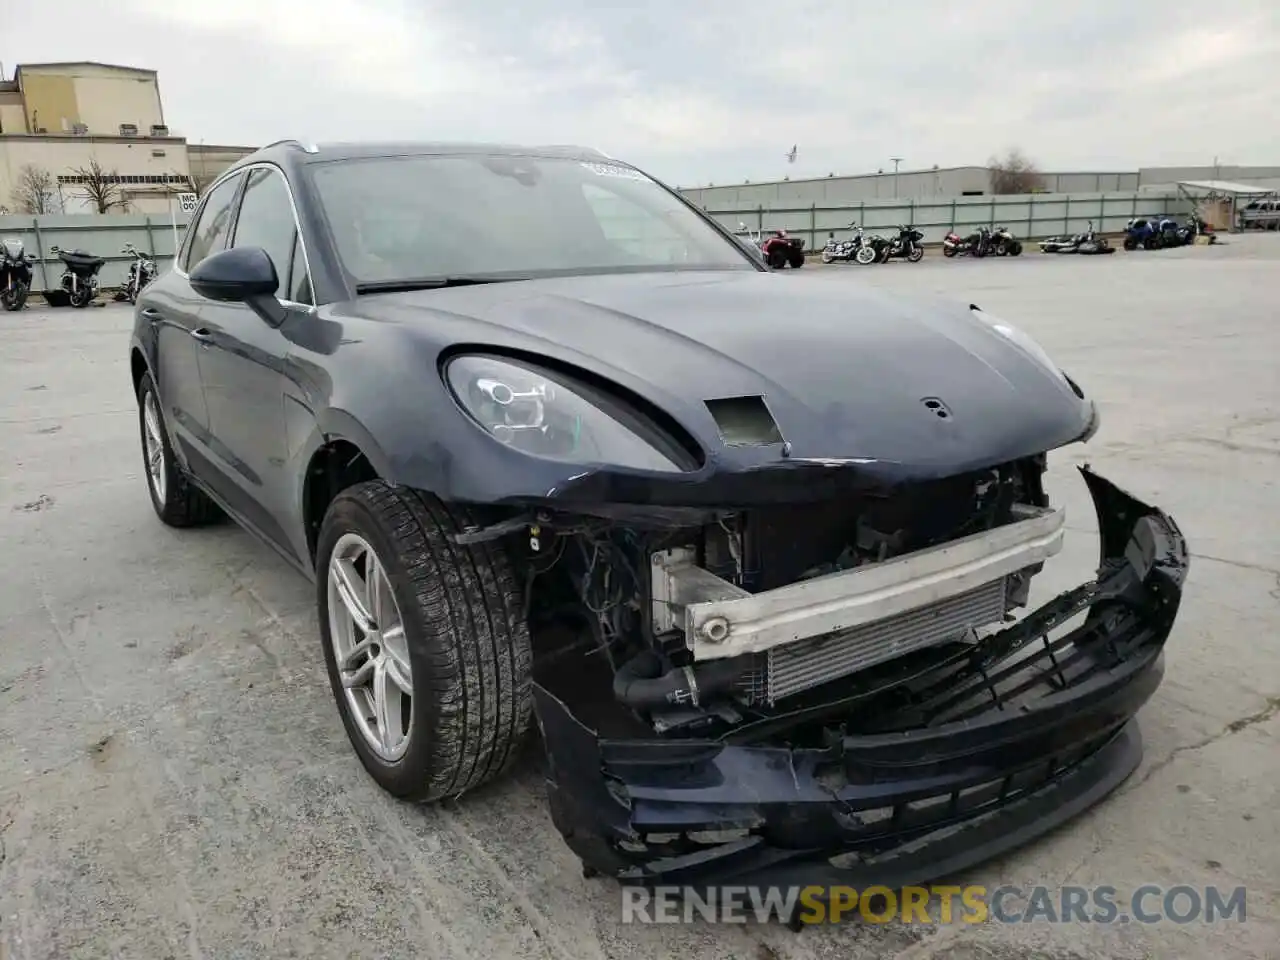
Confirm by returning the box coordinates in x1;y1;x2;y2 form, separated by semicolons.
307;153;755;286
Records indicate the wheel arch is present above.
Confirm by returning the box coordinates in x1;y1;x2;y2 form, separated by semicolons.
301;410;399;563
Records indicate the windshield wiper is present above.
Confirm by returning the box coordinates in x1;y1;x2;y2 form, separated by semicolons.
355;277;527;294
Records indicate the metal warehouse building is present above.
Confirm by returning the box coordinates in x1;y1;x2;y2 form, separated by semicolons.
678;165;1280;209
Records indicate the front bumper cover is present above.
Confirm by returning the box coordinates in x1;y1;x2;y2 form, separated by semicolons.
531;466;1188;892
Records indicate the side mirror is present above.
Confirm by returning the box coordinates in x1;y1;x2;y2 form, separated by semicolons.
189;246;287;326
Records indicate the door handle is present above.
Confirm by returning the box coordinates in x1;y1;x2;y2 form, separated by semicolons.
141;308;163;321
190;328;214;343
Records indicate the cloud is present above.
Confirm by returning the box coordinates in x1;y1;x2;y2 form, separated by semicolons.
3;0;1276;184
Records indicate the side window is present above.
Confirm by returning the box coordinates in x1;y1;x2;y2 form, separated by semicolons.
287;232;313;305
231;168;303;296
183;174;243;270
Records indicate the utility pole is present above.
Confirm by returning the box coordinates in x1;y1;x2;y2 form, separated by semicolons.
890;157;903;198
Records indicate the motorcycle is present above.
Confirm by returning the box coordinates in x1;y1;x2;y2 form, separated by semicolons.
990;226;1023;256
880;225;925;263
1038;221;1115;255
48;244;106;308
855;230;891;265
1;237;35;312
118;242;157;304
820;222;864;263
942;226;992;258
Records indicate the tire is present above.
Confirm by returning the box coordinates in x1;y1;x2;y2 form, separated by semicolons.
1123;237;1137;251
2;282;28;311
942;245;957;258
789;250;804;268
316;481;534;802
766;247;787;269
70;285;92;308
821;249;834;264
995;241;1009;256
1010;242;1023;256
907;246;924;262
855;245;876;265
136;371;223;527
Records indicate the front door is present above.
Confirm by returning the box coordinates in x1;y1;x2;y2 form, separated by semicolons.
149;172;244;476
194;165;316;563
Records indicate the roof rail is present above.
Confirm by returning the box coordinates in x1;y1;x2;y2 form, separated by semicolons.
259;139;318;153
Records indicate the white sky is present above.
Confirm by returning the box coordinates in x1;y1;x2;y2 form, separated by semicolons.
4;0;1277;185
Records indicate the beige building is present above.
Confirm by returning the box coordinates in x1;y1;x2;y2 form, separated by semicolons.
0;61;254;216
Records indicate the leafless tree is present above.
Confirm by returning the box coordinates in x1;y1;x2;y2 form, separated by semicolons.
69;158;127;213
988;148;1047;195
10;164;59;214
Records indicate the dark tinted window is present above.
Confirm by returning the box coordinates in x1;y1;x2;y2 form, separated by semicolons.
184;174;242;270
308;154;753;285
231;167;299;290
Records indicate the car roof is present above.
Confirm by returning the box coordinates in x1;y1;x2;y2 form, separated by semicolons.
220;139;617;181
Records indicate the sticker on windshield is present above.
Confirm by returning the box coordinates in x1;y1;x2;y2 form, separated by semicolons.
580;161;647;181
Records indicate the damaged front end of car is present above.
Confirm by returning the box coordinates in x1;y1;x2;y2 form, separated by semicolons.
494;460;1186;892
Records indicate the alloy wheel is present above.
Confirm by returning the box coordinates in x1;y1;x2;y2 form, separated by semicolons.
142;390;167;504
327;532;414;761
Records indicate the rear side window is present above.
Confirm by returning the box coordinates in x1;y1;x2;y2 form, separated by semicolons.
183;174;243;270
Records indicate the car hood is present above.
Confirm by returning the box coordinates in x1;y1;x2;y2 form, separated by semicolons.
342;270;1094;476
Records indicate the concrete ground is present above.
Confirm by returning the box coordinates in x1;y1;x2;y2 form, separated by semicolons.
2;235;1277;960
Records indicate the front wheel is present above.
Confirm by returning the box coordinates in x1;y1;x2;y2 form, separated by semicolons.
766;247;788;269
821;249;834;264
316;482;533;801
1009;242;1023;256
1;282;28;311
789;250;804;268
907;246;924;262
70;285;93;308
855;245;877;265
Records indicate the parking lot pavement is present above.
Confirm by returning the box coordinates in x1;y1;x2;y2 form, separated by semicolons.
2;235;1278;960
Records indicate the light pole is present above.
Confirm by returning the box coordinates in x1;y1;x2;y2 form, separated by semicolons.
890;157;903;198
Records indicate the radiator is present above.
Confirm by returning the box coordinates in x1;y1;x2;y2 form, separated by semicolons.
736;576;1008;705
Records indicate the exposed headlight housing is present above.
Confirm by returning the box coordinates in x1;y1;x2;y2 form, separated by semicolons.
969;305;1071;387
445;355;694;473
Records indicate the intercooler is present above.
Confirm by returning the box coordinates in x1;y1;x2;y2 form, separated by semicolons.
734;575;1009;705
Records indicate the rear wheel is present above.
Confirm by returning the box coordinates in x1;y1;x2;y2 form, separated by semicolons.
316;482;533;801
766;246;788;269
788;249;804;268
136;371;223;527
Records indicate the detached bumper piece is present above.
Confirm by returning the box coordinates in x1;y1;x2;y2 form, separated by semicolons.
532;466;1188;892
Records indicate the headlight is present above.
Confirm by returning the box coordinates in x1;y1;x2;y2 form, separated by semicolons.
445;355;692;472
969;307;1070;386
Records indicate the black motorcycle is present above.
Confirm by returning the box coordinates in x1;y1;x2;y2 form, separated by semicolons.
48;244;105;308
990;226;1023;256
1;237;35;312
119;242;157;304
942;226;992;258
854;230;891;265
881;224;925;263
